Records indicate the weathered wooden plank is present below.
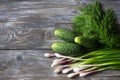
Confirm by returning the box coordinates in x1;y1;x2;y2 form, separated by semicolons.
0;0;77;5
0;8;76;23
1;77;119;80
0;77;71;80
0;24;56;49
0;0;77;23
0;50;120;80
0;21;74;49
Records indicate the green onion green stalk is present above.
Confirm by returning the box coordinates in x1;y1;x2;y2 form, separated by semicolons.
45;48;120;78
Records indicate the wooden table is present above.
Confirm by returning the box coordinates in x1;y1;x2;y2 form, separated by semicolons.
0;0;120;80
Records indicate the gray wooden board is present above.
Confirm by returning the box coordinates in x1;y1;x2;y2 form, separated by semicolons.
0;50;120;80
0;0;77;49
0;0;120;80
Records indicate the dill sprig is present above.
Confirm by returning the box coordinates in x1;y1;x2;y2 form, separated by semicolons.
72;0;120;48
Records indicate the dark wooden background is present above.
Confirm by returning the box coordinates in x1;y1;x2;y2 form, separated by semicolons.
0;0;120;80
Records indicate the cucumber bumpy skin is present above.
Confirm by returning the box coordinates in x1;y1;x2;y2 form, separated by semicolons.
54;28;76;43
52;42;85;56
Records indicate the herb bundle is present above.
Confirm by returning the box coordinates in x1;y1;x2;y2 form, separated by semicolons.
72;0;120;48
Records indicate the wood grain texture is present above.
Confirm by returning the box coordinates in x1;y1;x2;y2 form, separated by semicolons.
0;50;120;80
0;0;77;49
0;0;120;79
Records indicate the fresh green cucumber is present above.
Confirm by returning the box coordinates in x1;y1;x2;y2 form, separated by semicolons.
74;36;99;48
52;42;85;56
54;28;76;43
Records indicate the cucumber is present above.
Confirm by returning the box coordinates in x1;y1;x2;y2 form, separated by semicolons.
54;28;76;43
74;36;99;48
52;42;85;56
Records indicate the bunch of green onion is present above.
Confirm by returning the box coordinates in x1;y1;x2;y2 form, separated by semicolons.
44;48;120;78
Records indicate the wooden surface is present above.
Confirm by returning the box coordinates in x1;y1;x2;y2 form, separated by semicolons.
0;50;120;80
0;0;120;80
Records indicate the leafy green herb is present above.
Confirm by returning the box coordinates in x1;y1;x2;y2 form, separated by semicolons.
72;0;120;48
